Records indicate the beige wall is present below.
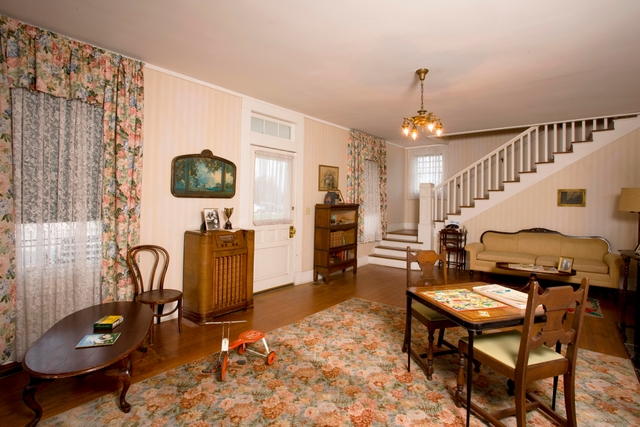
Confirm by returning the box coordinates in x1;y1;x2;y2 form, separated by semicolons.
302;119;349;271
142;68;243;293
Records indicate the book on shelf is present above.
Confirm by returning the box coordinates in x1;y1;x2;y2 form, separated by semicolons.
473;284;529;309
76;332;121;348
93;315;123;330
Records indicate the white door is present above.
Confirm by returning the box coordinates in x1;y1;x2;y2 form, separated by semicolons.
250;145;296;292
239;103;303;293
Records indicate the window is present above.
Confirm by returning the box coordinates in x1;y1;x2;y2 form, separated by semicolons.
251;115;292;140
253;150;294;225
408;146;447;199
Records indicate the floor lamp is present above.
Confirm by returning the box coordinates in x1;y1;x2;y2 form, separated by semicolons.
619;188;640;248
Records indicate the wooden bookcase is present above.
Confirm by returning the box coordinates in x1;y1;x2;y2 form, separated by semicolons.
314;203;359;284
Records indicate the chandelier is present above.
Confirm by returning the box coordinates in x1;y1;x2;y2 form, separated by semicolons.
401;68;443;139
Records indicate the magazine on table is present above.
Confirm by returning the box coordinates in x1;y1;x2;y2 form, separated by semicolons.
76;332;121;348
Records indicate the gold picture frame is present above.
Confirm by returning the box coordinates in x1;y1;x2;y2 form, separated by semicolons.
558;256;574;272
318;165;339;191
557;189;585;207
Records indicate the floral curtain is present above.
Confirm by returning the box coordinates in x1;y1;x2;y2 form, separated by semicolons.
0;15;144;363
346;129;387;243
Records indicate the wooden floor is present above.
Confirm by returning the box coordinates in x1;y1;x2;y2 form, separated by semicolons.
0;264;634;426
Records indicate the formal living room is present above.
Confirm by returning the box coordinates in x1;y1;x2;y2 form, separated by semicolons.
0;2;639;426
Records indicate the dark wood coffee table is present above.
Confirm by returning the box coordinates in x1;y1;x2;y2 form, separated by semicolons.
22;302;153;426
495;262;576;290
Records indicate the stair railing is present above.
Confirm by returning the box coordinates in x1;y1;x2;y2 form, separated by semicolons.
432;115;621;223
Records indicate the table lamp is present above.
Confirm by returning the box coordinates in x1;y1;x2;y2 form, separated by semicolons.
618;187;640;246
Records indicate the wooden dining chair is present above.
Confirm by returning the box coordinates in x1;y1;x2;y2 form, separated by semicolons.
455;277;589;427
404;247;458;380
127;244;183;346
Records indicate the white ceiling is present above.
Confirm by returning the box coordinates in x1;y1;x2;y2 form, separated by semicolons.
1;0;639;147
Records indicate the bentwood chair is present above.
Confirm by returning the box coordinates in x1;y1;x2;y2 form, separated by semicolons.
455;278;590;427
404;247;458;380
127;245;183;346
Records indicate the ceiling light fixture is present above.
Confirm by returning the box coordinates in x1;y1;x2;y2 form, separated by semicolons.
401;68;443;139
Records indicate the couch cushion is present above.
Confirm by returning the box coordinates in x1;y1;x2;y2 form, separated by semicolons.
573;258;609;274
482;232;519;252
518;233;562;256
560;237;609;261
477;250;536;264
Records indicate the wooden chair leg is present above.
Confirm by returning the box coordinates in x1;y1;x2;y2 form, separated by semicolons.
177;299;183;334
455;351;466;407
514;379;527;427
426;328;435;380
563;372;578;427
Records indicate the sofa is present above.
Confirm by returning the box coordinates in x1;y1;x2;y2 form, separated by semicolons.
465;228;623;289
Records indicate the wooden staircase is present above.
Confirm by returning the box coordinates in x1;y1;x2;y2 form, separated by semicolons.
368;229;422;269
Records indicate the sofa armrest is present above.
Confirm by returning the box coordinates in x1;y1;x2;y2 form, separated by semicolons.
465;242;485;270
604;253;623;289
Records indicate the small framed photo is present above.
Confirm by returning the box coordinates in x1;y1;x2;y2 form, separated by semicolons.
203;208;220;230
335;190;344;204
558;256;574;272
557;189;585;207
635;242;640;256
318;165;339;191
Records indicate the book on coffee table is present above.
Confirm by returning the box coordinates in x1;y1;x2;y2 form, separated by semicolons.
76;332;121;348
93;315;123;330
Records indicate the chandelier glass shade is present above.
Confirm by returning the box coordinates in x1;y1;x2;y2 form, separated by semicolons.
401;68;443;139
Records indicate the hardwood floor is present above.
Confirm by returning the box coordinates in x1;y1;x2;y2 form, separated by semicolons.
0;264;633;426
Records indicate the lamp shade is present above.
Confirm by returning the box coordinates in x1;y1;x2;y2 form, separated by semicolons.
618;188;640;212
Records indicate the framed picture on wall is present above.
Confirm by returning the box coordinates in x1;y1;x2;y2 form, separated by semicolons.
318;165;339;191
557;189;585;207
171;150;236;198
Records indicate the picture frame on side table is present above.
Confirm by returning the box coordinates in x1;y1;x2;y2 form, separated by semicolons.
203;208;220;230
635;242;640;256
318;165;339;191
335;190;344;204
558;256;574;272
557;189;586;207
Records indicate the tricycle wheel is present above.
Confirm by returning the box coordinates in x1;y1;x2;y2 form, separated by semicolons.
266;351;277;365
219;352;229;381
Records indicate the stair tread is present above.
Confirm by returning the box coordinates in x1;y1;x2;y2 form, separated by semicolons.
376;245;414;251
382;237;422;243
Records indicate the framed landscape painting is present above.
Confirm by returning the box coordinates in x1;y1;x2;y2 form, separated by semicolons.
171;150;236;198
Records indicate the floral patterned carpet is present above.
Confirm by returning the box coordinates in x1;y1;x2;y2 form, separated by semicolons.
41;298;639;426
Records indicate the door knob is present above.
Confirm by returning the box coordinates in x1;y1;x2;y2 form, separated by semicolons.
289;226;296;238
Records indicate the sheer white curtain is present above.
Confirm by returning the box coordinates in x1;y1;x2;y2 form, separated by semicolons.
12;89;103;360
253;150;293;225
363;160;382;242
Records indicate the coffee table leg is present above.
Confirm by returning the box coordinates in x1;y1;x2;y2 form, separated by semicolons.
22;376;53;427
104;356;133;413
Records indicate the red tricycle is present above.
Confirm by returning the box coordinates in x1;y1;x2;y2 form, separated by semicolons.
203;320;276;381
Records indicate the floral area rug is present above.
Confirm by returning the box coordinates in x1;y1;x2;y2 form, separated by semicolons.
40;298;638;426
567;297;603;318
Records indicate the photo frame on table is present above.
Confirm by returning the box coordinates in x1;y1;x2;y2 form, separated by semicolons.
203;208;220;230
635;242;640;256
557;189;585;207
335;190;344;204
558;256;574;272
318;165;339;191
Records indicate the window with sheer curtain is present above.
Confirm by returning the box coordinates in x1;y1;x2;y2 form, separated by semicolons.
253;150;294;225
408;146;447;199
363;160;382;242
12;88;104;359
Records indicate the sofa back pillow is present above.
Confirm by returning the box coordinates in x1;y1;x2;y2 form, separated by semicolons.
560;237;609;261
517;232;562;256
482;232;519;252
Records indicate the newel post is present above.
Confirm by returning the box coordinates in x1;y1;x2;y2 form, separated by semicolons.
418;183;434;250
